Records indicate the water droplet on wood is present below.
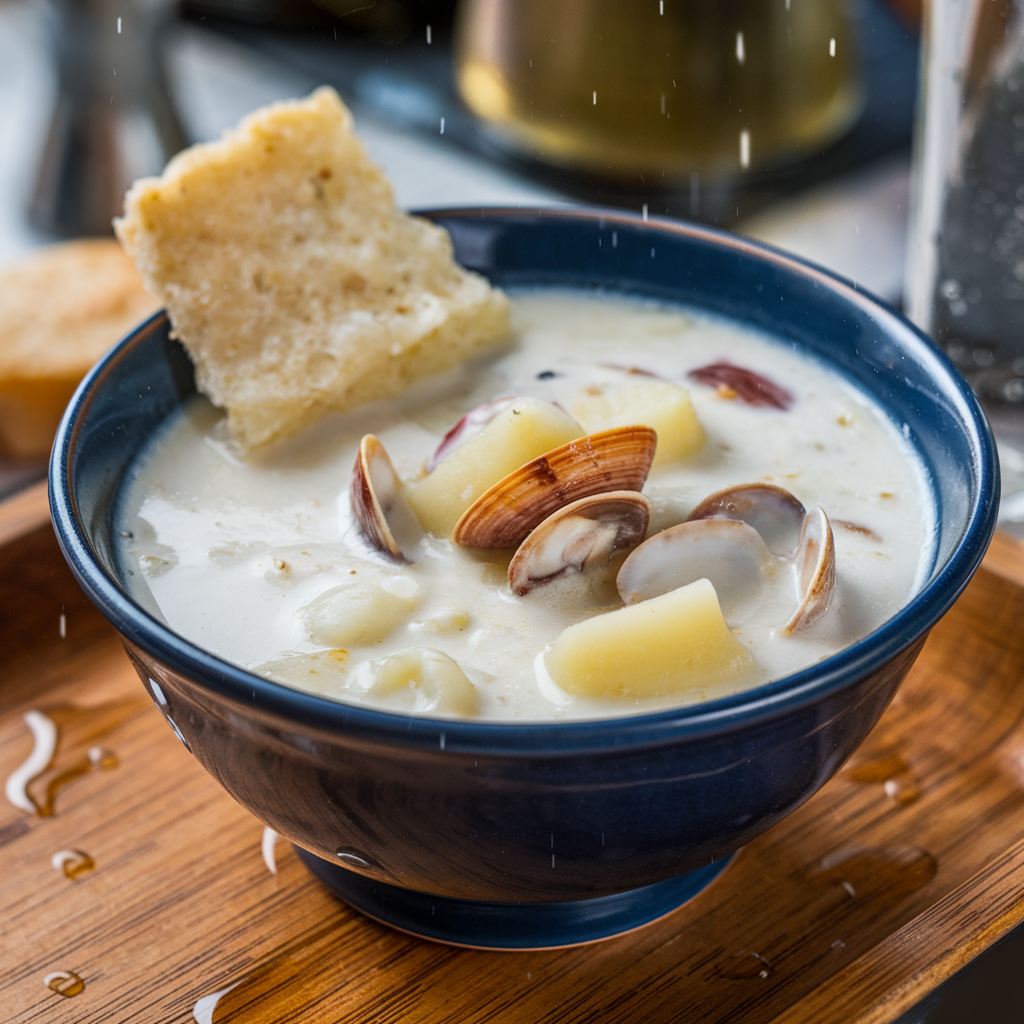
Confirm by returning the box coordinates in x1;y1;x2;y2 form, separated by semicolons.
51;849;95;879
808;845;937;898
43;970;84;997
845;753;922;805
716;950;773;980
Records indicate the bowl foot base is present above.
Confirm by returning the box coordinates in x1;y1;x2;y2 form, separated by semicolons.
295;846;733;950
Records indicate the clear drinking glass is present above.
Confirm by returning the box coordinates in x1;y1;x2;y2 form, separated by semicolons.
906;0;1024;525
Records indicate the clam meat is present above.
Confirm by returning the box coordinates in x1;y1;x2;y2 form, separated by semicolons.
617;519;773;621
508;491;650;596
618;483;836;633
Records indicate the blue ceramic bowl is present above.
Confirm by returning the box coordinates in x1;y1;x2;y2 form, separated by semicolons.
50;209;998;949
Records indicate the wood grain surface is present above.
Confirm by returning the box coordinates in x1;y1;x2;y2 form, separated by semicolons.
3;512;1024;1023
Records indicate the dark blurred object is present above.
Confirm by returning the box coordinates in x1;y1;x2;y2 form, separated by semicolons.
455;0;862;182
188;0;918;225
183;0;457;43
30;0;187;238
891;921;1024;1024
884;0;923;29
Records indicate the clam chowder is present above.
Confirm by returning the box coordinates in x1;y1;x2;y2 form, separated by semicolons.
117;291;934;720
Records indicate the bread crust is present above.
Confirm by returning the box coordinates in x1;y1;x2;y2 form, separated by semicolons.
0;239;159;459
115;87;510;449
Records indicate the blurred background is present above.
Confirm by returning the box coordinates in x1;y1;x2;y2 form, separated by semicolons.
0;0;920;281
3;0;1024;1016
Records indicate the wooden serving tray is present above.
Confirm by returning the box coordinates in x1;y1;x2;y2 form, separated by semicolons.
4;479;1024;1023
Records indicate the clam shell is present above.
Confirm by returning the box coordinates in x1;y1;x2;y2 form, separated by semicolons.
687;482;806;555
616;518;773;621
452;425;657;549
350;434;418;562
784;505;836;632
508;491;651;596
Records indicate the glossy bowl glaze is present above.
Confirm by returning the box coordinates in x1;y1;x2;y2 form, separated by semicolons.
50;209;998;949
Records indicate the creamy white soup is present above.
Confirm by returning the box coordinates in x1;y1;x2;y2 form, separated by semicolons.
117;291;935;721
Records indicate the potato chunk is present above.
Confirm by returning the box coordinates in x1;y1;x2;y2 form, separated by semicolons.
571;381;704;466
303;576;420;647
546;578;756;699
408;397;584;536
369;648;480;716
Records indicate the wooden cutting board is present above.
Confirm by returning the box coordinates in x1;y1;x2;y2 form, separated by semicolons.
4;479;1024;1024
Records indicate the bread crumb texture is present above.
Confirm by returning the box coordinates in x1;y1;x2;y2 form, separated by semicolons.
0;239;159;459
115;87;510;448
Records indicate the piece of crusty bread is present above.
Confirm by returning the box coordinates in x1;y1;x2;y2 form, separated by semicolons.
0;239;160;459
115;87;510;449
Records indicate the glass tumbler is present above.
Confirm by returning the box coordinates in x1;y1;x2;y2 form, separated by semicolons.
906;0;1024;524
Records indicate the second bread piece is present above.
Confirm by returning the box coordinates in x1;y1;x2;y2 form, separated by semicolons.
115;87;510;449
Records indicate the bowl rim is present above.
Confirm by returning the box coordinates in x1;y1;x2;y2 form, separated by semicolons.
49;205;999;755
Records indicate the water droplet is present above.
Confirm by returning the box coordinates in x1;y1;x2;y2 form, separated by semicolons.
335;847;371;868
845;753;922;805
739;130;751;169
716;951;772;980
808;845;937;898
5;711;57;813
5;698;141;815
193;979;244;1023
44;970;84;997
192;928;344;1019
51;849;95;879
88;746;118;770
262;827;279;875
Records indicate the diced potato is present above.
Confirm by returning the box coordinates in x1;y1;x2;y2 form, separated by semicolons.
546;578;756;699
369;647;479;716
409;608;472;634
571;381;704;466
408;397;584;536
256;649;349;695
303;577;420;647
